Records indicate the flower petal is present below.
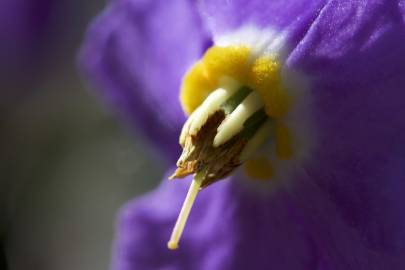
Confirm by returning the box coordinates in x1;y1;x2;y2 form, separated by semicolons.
113;1;405;269
285;0;405;254
202;1;405;238
200;0;328;46
113;169;404;269
79;0;211;161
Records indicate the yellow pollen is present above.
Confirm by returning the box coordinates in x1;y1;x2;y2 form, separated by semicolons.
244;156;274;180
248;57;290;118
180;46;290;118
202;46;250;84
180;61;215;114
180;46;250;115
179;45;294;181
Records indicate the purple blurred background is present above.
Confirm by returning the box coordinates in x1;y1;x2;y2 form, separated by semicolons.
0;1;164;269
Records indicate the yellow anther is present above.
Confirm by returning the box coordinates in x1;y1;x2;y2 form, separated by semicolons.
180;46;250;115
202;46;250;84
180;61;215;115
249;57;290;118
249;57;279;88
179;45;295;185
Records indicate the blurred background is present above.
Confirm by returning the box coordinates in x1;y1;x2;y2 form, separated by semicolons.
0;1;164;269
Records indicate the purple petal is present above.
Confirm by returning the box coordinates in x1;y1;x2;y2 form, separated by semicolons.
288;0;405;256
200;0;328;47
204;0;405;254
113;169;404;269
79;0;211;161
112;1;405;269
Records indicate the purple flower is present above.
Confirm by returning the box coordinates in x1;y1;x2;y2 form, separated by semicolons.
80;0;405;269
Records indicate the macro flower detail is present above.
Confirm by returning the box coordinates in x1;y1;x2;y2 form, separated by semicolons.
80;0;405;269
176;41;294;183
167;28;316;248
174;25;314;182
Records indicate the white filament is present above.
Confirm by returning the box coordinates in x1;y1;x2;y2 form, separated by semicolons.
213;91;263;147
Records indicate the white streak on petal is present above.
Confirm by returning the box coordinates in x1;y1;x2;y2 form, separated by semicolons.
214;25;285;60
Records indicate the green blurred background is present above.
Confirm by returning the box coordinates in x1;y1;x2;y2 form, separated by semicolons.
0;1;164;269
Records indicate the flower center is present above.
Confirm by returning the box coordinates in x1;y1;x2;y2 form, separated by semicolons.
175;45;293;185
171;86;271;187
167;45;295;250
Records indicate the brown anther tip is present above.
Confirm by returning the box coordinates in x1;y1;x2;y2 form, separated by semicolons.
169;166;196;180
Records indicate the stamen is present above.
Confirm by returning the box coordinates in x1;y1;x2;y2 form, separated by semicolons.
221;86;252;114
189;88;236;136
167;172;204;250
172;87;272;187
179;107;199;146
214;91;263;147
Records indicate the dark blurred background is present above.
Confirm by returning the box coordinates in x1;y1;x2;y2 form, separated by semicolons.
0;1;164;269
